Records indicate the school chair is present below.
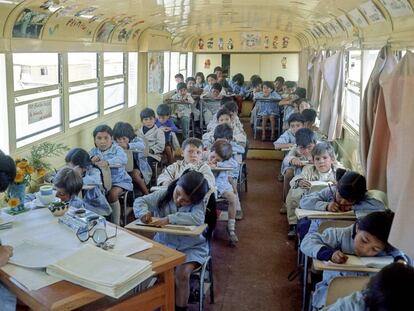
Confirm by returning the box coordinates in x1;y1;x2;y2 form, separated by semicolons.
325;276;370;307
237;161;248;194
200;98;222;132
252;112;282;140
165;99;196;138
120;150;139;226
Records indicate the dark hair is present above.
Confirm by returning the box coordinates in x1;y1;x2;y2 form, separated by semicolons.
65;148;92;168
295;128;316;147
93;124;113;138
211;82;222;92
263;81;275;90
213;123;233;141
311;142;335;160
223;101;238;113
211;140;233;161
182;137;203;150
250;74;261;82
364;263;414;311
251;76;263;87
157;103;171;116
195;72;205;83
186;77;196;83
0;152;16;192
174;73;184;80
337;170;367;202
285;81;297;89
232;73;244;85
53;166;83;196
274;76;285;84
176;82;187;91
294;87;307;99
213;66;223;73
302;109;317;123
206;73;217;81
216;108;231;121
159;170;209;209
358;211;394;245
140;108;155;120
287;113;305;125
113;122;136;141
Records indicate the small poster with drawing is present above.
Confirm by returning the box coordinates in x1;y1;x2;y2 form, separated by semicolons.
13;8;51;39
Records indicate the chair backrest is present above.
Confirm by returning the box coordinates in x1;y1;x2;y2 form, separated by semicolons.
325;276;370;306
100;166;112;192
367;189;388;209
125;150;134;173
318;220;355;234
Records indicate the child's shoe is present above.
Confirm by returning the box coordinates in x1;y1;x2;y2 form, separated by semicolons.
235;209;243;220
227;220;238;245
287;225;297;240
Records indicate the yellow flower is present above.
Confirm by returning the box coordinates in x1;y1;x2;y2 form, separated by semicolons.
37;168;46;177
14;169;25;183
7;197;20;208
26;165;34;174
16;160;28;169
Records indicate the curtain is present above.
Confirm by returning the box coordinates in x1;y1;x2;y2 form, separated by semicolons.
298;48;310;89
360;46;397;191
309;52;323;110
319;51;345;141
380;51;414;258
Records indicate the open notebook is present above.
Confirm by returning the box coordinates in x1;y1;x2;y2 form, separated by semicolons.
135;218;198;231
46;244;153;298
0;213;14;230
325;255;393;269
295;208;355;219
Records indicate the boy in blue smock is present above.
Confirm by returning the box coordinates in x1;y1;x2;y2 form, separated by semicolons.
156;104;178;165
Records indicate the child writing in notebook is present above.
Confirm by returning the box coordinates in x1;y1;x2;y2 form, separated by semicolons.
65;148;111;216
300;211;412;311
171;82;195;140
273;112;305;150
133;171;211;311
285;142;339;239
201;82;224;125
113;121;152;195
156;104;178;165
90;124;133;225
207;101;245;136
322;262;414;311
53;166;85;209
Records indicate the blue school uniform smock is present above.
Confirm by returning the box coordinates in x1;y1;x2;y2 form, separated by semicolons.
155;118;178;145
133;190;209;265
253;91;282;117
128;137;152;185
300;224;411;310
0;283;16;311
321;290;366;311
229;81;247;98
82;165;112;216
90;143;133;191
214;160;237;196
273;129;296;146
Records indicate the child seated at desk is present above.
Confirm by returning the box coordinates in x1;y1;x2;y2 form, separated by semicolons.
274;76;285;94
278;81;299;129
53;166;85;209
171;82;196;140
298;99;311;113
137;108;166;165
194;72;206;89
273;112;305;150
156;104;178;165
201;82;225;125
300;211;412;311
0;243;15;311
208;140;240;244
286;142;339;239
229;73;247;113
113;121;152;195
322;262;414;311
281;128;317;213
302;108;325;140
65;148;111;216
90;125;133;225
157;138;215;191
207;101;245;137
133;171;212;311
253;81;282;141
174;73;184;84
299;169;386;236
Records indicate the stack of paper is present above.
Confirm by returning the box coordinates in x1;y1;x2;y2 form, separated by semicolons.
135;218;197;231
46;245;153;298
0;213;14;230
326;255;393;269
295;208;355;219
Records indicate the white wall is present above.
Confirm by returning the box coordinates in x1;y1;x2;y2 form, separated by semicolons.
195;54;222;77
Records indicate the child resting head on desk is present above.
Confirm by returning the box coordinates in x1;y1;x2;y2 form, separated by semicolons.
300;210;412;310
54;166;84;209
133;170;212;311
322;262;414;311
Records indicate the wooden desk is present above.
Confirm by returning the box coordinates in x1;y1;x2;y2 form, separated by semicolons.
126;221;208;236
0;229;185;311
211;166;233;172
295;209;357;220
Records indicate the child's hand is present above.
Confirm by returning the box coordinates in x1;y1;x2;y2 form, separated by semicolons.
91;156;100;163
331;250;348;264
140;213;152;224
151;217;169;227
327;201;341;212
95;160;109;168
298;180;312;189
290;158;302;166
0;245;13;267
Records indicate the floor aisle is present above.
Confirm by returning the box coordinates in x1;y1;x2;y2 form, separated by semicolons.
199;159;301;311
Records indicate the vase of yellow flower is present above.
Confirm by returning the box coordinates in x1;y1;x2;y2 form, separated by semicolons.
5;158;34;214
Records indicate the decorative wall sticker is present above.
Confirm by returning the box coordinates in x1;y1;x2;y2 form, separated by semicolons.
148;52;164;94
282;36;289;48
204;59;211;69
66;18;92;35
89;14;104;23
74;7;97;17
227;38;233;50
96;21;116;42
349;8;369;28
338;15;353;30
281;57;287;69
218;37;224;50
48;24;59;35
241;33;260;49
272;36;279;48
56;5;78;17
117;28;132;42
198;38;204;49
359;1;385;24
207;38;214;49
13;8;51;39
379;0;413;17
40;0;54;10
264;35;269;48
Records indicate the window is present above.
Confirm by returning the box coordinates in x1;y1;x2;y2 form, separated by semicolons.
179;53;187;78
187;52;193;77
362;49;380;92
169;52;180;91
344;50;361;130
13;53;62;148
103;52;125;114
163;51;170;93
0;54;9;153
128;52;138;107
68;53;98;127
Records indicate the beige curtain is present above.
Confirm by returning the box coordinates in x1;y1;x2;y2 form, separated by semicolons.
319;51;345;141
298;48;310;89
380;51;414;258
309;52;323;109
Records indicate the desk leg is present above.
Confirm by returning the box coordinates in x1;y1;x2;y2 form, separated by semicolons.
161;269;175;311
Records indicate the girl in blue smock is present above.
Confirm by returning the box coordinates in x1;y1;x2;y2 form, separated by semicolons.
90;124;132;225
65;148;111;216
133;170;210;311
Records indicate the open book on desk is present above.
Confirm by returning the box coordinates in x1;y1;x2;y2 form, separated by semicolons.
126;218;207;236
316;255;393;272
295;208;356;220
309;181;331;192
135;218;198;231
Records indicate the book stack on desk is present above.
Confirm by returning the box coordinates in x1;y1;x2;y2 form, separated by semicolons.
46;244;153;298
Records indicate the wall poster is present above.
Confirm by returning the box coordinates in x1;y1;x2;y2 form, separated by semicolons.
147;52;164;94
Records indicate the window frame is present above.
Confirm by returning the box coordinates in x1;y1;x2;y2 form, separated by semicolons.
344;49;362;132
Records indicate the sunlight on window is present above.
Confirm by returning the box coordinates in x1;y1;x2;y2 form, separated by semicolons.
68;53;97;82
128;52;138;107
169;52;180;91
104;52;123;77
0;54;9;153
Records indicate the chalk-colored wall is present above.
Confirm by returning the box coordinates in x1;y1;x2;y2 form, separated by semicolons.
194;54;222;77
